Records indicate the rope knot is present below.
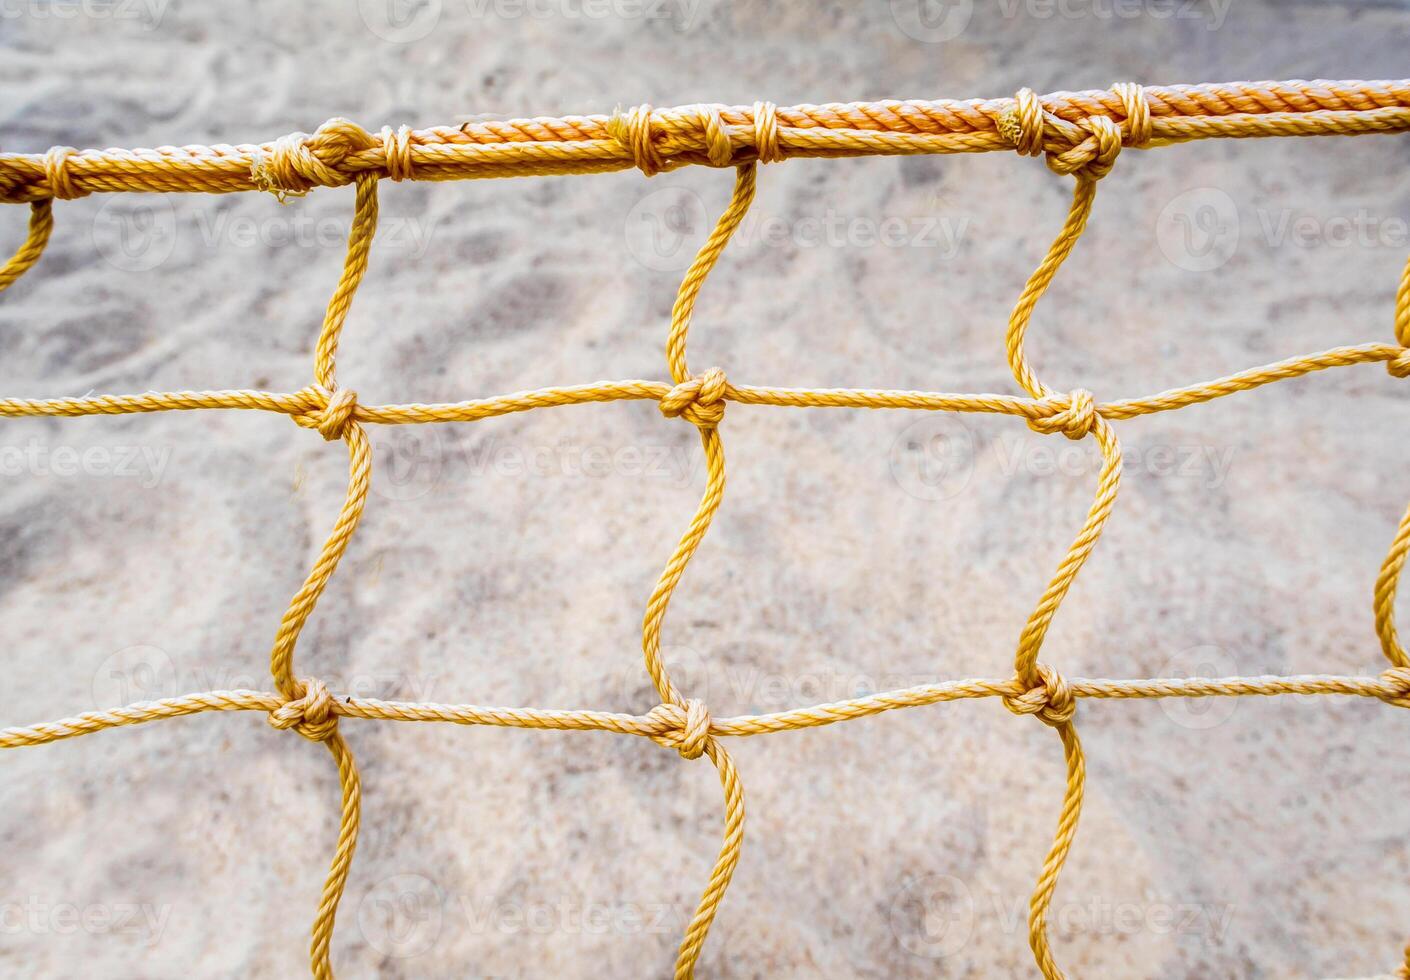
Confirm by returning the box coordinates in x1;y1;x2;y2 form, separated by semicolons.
1111;82;1151;148
1002;663;1076;726
252;118;377;200
1378;667;1410;709
998;88;1045;157
294;385;360;441
1001;84;1144;180
648;698;713;760
1047;115;1122;180
1028;388;1097;440
694;104;734;168
660;367;728;429
752;101;783;165
380;124;415;182
268;677;339;741
43;146;88;200
1387;348;1410;379
608;104;665;177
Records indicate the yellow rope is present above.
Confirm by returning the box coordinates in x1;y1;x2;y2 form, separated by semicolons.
4;79;1410;978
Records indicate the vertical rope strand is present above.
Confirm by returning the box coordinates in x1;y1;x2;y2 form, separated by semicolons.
309;731;362;980
644;163;757;703
268;174;381;979
1014;419;1124;682
1384;252;1410;980
641;427;727;705
268;426;374;697
1028;720;1086;980
1005;178;1099;401
646;165;758;977
269;177;380;699
1375;502;1410;669
665;165;757;384
314;174;379;390
673;739;746;979
1001;171;1120;979
1376;254;1410;670
1006;178;1124;686
0;200;54;293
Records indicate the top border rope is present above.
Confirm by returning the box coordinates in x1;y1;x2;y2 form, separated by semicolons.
3;79;1410;201
5;79;1410;980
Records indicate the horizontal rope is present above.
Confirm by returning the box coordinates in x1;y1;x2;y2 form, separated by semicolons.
0;340;1397;430
3;79;1410;199
6;669;1407;750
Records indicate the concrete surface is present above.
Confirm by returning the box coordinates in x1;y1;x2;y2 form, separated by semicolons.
2;1;1410;976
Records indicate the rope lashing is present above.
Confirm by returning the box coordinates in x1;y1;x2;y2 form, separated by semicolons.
751;101;783;165
1000;83;1150;179
695;104;734;168
609;101;785;175
380;124;415;182
609;103;667;176
251;118;379;200
42;146;87;200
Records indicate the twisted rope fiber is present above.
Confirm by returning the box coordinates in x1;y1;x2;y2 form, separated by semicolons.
6;79;1410;200
4;79;1410;978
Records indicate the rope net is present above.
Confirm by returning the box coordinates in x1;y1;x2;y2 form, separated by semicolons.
3;79;1410;978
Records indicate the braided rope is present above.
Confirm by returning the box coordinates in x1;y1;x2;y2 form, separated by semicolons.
4;79;1410;978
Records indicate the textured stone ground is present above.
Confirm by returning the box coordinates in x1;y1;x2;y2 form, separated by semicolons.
3;2;1410;977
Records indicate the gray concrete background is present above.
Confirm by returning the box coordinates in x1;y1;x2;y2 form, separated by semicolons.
2;1;1410;976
